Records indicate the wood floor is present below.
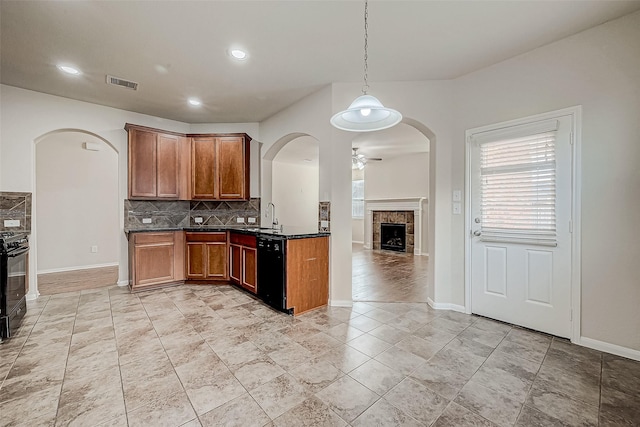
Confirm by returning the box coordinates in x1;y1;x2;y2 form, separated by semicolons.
352;243;429;302
37;265;119;295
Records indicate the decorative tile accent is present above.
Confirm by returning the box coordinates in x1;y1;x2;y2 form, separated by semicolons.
318;201;330;232
0;192;32;233
372;210;414;254
123;198;261;231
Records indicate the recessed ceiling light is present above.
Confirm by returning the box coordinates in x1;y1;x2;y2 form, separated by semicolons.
57;64;81;75
187;98;202;107
230;49;247;60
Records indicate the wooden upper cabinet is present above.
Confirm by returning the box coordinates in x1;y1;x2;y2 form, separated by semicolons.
156;134;180;198
126;124;188;200
129;128;157;198
126;123;250;201
191;137;216;199
191;135;250;200
217;137;249;200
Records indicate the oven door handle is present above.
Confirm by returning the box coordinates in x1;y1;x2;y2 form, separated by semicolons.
8;247;29;258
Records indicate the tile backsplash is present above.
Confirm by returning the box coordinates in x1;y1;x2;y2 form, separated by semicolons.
0;192;32;233
125;198;261;231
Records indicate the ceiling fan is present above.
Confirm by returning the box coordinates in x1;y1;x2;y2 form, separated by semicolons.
352;147;382;170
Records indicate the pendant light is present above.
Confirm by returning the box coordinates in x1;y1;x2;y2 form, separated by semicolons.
331;0;402;132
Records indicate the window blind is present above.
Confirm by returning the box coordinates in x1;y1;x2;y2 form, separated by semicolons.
479;131;557;246
352;180;365;218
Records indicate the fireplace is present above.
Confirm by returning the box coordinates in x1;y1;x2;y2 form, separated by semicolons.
380;223;406;252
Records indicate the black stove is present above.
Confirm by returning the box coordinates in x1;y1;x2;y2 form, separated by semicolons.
1;231;29;342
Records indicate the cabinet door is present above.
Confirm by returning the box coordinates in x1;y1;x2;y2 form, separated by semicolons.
129;129;157;198
132;233;175;288
156;134;180;198
191;137;216;199
206;242;228;279
186;242;206;279
216;137;247;200
229;244;241;284
242;246;257;294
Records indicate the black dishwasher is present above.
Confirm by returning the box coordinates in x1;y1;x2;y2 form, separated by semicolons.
257;235;290;314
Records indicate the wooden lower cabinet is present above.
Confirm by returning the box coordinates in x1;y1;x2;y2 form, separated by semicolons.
129;231;184;290
229;233;257;294
286;236;329;315
185;232;228;281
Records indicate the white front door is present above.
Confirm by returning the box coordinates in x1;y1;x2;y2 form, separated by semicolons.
468;114;573;338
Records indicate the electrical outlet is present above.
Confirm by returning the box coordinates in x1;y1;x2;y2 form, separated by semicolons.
321;220;329;228
247;217;256;224
236;217;245;223
91;245;98;253
142;218;152;224
453;203;462;215
453;190;462;202
3;219;20;227
194;217;203;224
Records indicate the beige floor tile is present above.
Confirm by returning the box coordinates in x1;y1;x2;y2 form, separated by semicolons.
273;396;347;427
250;373;310;419
384;378;449;426
315;376;379;423
349;359;406;396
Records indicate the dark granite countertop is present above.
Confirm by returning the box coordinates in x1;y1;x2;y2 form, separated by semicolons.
125;226;329;240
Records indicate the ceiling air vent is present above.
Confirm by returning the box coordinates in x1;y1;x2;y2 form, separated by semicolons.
106;75;138;90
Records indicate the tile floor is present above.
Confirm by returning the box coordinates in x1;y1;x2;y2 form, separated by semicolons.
1;284;639;426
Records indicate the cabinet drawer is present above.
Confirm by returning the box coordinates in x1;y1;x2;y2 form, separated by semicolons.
186;232;227;242
229;233;256;247
134;232;175;245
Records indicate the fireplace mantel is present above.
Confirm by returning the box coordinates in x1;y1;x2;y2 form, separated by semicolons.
364;197;427;255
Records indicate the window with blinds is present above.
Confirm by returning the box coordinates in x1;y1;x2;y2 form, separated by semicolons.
352;179;365;218
479;131;557;246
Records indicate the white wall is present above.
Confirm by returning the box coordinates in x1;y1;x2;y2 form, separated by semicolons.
0;85;260;298
452;12;640;352
365;153;429;199
365;153;429;253
271;161;319;229
36;132;119;272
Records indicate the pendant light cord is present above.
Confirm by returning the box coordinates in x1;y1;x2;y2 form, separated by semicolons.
362;0;369;95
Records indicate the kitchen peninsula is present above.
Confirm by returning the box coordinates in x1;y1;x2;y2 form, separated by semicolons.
124;123;330;316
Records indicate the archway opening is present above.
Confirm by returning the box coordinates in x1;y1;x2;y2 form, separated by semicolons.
350;119;434;303
262;133;320;230
35;130;119;295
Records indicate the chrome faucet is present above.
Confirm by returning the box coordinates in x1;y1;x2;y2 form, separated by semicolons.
267;202;278;229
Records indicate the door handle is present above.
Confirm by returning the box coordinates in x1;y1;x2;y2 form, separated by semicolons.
473;230;481;237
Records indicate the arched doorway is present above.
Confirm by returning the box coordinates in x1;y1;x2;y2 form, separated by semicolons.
34;130;119;295
262;133;320;229
349;120;433;302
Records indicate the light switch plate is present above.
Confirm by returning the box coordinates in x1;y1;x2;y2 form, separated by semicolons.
247;217;256;224
3;219;20;227
453;190;462;202
194;217;203;224
453;203;462;215
142;218;152;224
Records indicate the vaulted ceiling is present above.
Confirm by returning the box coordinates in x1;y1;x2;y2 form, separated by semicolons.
3;0;639;126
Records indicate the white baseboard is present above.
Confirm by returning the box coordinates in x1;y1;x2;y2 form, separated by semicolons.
577;336;640;362
38;262;119;275
117;280;130;287
427;298;466;313
330;299;353;308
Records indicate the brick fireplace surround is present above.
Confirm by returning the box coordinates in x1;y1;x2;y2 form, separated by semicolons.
364;198;427;256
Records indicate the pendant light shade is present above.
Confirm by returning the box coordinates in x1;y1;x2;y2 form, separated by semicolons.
330;0;402;132
331;95;402;132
